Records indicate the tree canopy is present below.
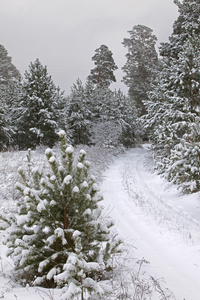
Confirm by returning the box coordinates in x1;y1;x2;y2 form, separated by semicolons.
122;25;160;116
0;44;21;86
0;44;21;150
16;59;65;149
88;45;118;88
160;0;200;58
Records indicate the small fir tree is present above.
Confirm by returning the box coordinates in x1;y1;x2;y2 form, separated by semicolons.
0;131;121;299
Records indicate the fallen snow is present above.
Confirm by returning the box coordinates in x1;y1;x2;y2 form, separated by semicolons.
0;145;200;299
101;146;200;300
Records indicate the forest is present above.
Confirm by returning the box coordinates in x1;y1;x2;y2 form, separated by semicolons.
1;0;200;194
0;0;200;299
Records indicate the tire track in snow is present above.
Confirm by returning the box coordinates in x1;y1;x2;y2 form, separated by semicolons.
136;157;200;243
120;149;200;245
101;147;200;300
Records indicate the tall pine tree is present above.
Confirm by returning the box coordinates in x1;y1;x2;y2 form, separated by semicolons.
0;44;21;150
88;45;118;88
122;25;160;116
143;25;200;192
160;0;200;58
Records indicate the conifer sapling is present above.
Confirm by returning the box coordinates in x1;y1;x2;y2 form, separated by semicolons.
0;130;121;299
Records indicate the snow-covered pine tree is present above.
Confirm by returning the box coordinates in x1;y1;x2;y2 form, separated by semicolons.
0;44;21;150
17;59;65;149
122;25;160;116
0;44;21;85
67;75;138;148
0;106;9;150
86;86;138;148
86;42;138;147
0;130;121;299
88;87;122;147
141;76;174;172
116;91;140;147
87;45;118;88
163;35;200;192
67;79;92;145
3;80;22;149
142;0;200;191
142;33;200;192
91;87;120;122
167;137;200;193
160;0;200;58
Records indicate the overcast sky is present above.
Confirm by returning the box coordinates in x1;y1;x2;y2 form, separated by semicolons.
0;0;179;95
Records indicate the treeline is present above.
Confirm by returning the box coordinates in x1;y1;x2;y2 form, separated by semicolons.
1;0;200;193
0;22;161;151
0;45;140;151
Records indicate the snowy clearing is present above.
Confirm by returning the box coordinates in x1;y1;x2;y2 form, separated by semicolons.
101;145;200;300
0;145;200;299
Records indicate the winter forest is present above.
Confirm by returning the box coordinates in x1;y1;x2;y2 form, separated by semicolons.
0;0;200;299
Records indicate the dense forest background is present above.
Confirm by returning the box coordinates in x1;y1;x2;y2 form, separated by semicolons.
0;0;200;190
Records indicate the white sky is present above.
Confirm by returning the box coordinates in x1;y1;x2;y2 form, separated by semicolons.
0;0;179;95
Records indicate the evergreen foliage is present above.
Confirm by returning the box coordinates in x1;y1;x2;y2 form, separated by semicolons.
0;44;21;150
67;79;138;148
142;24;200;192
0;44;21;85
88;45;118;88
0;106;9;151
0;131;121;299
90;88;139;148
160;0;200;58
117;92;140;147
122;25;160;116
67;79;92;145
16;59;65;149
65;71;139;148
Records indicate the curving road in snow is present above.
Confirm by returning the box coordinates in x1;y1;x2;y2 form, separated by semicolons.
101;146;200;300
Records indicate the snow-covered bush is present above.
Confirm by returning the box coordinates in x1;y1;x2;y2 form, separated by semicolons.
0;130;121;299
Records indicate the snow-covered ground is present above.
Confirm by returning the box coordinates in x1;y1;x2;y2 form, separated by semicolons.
101;145;200;300
0;145;200;299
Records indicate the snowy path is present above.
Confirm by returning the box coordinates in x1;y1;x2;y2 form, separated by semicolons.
101;147;200;300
